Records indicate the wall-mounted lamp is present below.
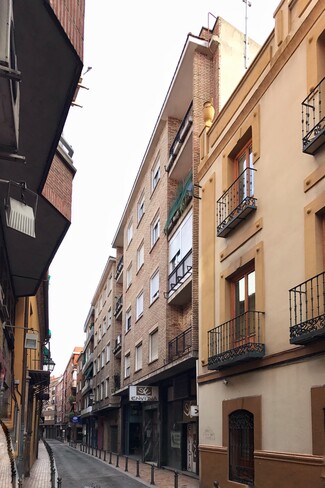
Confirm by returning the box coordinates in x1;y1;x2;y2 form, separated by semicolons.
1;180;38;238
2;322;39;349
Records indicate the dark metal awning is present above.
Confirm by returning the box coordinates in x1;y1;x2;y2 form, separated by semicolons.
29;369;50;388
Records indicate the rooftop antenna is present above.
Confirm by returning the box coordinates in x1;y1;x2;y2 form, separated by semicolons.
243;0;251;69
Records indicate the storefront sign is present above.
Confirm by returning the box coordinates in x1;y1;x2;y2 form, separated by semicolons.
129;385;159;402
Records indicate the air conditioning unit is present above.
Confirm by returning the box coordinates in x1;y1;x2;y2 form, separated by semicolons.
0;0;20;154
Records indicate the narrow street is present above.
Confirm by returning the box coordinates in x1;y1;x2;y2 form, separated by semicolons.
47;440;147;488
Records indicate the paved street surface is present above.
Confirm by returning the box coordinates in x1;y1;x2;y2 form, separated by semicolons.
0;423;12;488
48;440;199;488
23;441;52;488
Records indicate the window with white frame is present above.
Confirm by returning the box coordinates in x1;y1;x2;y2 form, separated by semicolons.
106;343;111;363
137;192;145;223
136;291;144;320
151;214;160;248
126;263;132;289
151;156;160;192
149;329;159;362
107;274;112;295
150;270;159;303
101;350;105;368
97;355;100;371
137;241;144;272
169;211;192;272
103;316;107;335
93;360;96;376
105;378;109;398
124;353;130;378
127;220;133;245
98;324;102;341
97;385;100;402
100;382;104;400
108;308;112;328
125;307;132;332
135;343;142;371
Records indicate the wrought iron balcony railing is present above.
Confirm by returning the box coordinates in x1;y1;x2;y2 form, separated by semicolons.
115;256;123;280
114;295;123;318
208;311;265;369
168;327;192;362
217;167;257;237
302;77;325;154
167;102;193;172
164;172;193;235
289;271;325;344
167;249;192;297
113;334;122;356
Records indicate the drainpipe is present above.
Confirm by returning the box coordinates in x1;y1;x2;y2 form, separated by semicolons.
17;297;29;478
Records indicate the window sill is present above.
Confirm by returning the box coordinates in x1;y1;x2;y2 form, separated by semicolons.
149;295;159;307
150;238;160;253
148;357;158;365
135;314;143;323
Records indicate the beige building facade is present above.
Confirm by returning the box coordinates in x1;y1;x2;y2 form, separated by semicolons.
198;1;325;487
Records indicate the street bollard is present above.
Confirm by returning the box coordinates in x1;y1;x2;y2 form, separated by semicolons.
125;456;128;472
104;450;107;462
57;477;62;488
109;451;112;464
18;479;23;488
136;459;140;477
213;482;220;488
92;447;94;456
95;448;98;457
174;470;178;488
116;453;119;467
150;464;155;485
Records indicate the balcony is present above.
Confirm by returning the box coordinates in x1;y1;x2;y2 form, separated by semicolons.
80;405;93;417
81;378;93;396
217;167;257;237
82;352;93;374
114;295;123;320
289;271;325;345
164;172;193;235
167;103;193;176
208;311;265;370
166;250;192;305
168;327;192;362
115;256;123;283
84;326;94;349
113;335;122;357
302;77;325;155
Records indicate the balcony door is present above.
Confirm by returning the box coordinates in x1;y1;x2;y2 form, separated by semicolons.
234;141;253;206
232;267;255;345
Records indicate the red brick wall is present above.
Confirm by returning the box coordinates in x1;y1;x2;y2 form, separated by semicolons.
42;152;74;222
49;0;85;60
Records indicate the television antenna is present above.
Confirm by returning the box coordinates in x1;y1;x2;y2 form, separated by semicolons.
243;0;252;69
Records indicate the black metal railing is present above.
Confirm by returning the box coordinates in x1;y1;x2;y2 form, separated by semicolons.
114;296;123;317
302;77;325;154
208;311;265;369
167;102;193;171
115;256;124;279
289;271;325;344
168;249;192;294
168;327;192;362
113;335;122;355
217;167;256;237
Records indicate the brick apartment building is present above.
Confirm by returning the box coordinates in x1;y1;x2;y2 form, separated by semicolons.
77;16;260;476
198;1;325;487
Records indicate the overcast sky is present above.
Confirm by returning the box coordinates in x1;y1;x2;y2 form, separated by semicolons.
49;0;280;375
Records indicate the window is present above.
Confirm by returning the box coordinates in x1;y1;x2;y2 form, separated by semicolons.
97;355;100;371
151;214;160;247
93;360;96;376
97;385;100;402
149;329;158;362
108;308;112;328
98;324;102;341
125;307;132;332
101;350;105;368
150;270;159;304
124;353;130;378
229;410;254;484
126;263;132;289
137;192;145;223
136;291;144;320
105;378;109;398
127;220;133;245
137;241;144;271
106;343;111;363
135;343;142;371
151;156;160;191
103;316;107;335
231;266;255;341
169;211;192;272
99;294;103;311
107;274;112;295
100;382;104;401
234;141;254;205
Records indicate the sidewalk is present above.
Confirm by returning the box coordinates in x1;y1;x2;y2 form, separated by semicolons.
0;423;13;488
23;441;53;488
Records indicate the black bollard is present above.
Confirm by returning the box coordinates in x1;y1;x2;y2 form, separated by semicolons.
104;450;107;462
57;477;62;488
150;464;155;485
18;479;23;488
213;482;220;488
136;459;140;477
116;453;119;468
109;451;112;464
92;446;94;456
174;470;178;488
